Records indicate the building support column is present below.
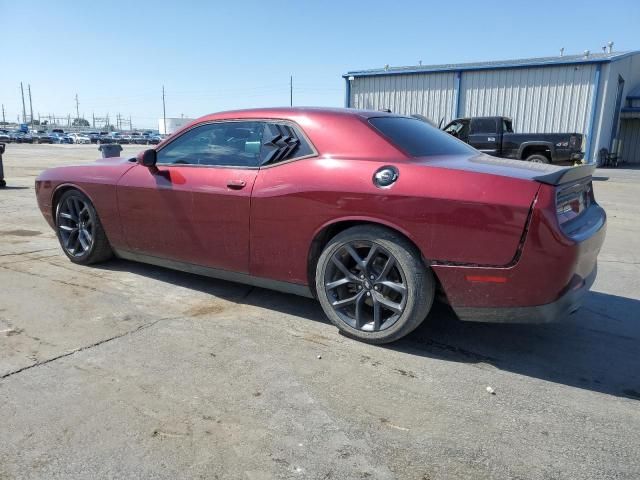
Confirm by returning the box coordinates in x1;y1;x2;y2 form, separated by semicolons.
344;77;352;108
584;64;602;163
453;71;462;119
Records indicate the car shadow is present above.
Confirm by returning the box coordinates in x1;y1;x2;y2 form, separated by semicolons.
96;259;640;401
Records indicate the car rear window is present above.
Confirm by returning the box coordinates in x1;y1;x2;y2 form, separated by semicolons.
369;117;475;157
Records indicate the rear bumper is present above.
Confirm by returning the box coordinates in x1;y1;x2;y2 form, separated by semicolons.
432;184;606;323
454;264;596;323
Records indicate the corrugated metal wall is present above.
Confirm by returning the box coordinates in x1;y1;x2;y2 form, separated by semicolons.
349;64;596;135
350;72;457;124
619;119;640;164
459;65;596;134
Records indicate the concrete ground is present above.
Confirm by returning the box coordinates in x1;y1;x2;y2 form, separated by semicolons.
0;144;639;480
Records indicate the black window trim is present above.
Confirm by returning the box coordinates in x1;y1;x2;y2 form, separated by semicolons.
154;118;318;170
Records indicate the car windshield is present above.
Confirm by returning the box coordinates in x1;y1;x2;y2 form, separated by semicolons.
369;117;475;157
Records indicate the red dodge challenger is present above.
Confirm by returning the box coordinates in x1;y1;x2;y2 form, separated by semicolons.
35;108;606;343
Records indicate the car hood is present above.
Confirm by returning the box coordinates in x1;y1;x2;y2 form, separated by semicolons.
414;153;569;182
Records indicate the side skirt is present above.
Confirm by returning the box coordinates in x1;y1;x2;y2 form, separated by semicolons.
113;249;314;298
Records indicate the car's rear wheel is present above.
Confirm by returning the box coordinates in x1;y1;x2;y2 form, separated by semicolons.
316;225;435;344
526;154;550;164
55;190;113;265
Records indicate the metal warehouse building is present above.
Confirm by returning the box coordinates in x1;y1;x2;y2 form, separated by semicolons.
344;51;640;164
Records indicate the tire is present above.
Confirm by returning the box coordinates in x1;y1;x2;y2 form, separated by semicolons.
0;180;6;188
55;189;113;265
315;225;435;344
525;154;550;164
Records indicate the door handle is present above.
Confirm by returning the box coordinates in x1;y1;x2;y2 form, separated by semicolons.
227;179;246;190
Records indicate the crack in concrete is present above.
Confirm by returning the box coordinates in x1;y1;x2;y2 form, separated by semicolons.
0;316;177;380
0;248;58;258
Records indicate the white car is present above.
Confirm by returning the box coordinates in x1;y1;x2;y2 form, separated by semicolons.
69;133;91;144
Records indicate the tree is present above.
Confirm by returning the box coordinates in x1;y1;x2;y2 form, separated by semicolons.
72;118;90;127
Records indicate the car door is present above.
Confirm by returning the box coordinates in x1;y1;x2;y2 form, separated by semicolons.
468;118;499;155
116;120;263;273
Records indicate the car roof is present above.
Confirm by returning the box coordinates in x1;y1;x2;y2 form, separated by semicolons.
196;107;406;123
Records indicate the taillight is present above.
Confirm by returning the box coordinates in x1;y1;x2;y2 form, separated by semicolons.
556;180;593;225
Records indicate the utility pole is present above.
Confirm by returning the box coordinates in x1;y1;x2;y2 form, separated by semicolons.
92;113;95;128
28;84;34;126
74;94;80;121
1;104;5;125
162;85;167;135
20;82;27;124
290;76;293;107
28;85;34;125
129;115;132;131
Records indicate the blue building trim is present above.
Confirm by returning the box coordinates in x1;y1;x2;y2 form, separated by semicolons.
584;64;602;163
342;51;639;79
344;77;351;108
453;71;462;118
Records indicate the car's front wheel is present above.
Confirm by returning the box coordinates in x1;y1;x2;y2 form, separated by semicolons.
55;190;113;265
316;225;435;344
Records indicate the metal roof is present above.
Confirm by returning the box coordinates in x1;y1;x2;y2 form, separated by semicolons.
344;51;640;78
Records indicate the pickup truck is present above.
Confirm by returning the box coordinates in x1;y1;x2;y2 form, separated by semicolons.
442;116;584;164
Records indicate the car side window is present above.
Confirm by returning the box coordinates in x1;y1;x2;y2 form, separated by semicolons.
470;118;498;135
503;119;514;133
156;121;264;167
259;122;314;166
444;120;470;139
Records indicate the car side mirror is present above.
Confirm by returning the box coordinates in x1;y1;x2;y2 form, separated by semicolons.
137;149;157;168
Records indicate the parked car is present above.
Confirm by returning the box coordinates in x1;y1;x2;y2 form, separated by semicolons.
87;132;101;144
0;130;10;143
35;108;606;344
32;130;54;144
142;134;161;145
127;132;142;144
10;131;33;143
51;133;73;144
69;133;91;144
443;116;584;164
109;132;128;144
97;132;113;144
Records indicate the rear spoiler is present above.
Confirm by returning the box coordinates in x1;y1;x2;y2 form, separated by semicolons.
534;164;595;186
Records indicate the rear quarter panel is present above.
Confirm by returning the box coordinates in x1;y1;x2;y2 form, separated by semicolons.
250;156;540;285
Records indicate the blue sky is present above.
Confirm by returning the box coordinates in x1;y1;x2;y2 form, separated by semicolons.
2;0;639;128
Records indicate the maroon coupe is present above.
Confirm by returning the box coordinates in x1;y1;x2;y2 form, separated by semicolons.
35;108;606;343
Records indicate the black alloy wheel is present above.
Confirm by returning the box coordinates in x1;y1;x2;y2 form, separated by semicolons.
55;190;113;264
324;241;407;332
316;225;435;344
